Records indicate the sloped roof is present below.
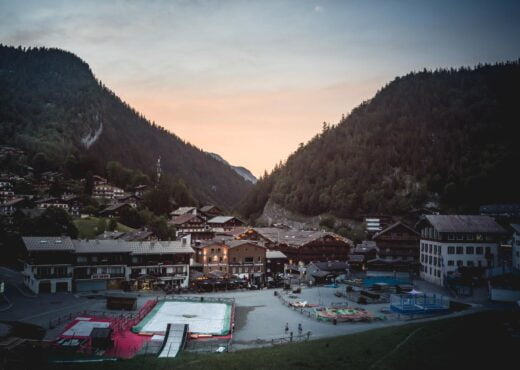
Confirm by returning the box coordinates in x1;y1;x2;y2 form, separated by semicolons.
511;224;520;234
22;236;75;251
72;240;194;254
266;250;287;259
170;214;203;225
372;221;419;239
171;207;197;215
73;239;132;254
100;203;131;213
129;241;194;255
311;261;349;271
252;228;353;248
200;205;221;213
207;216;243;224
425;215;507;233
226;240;265;249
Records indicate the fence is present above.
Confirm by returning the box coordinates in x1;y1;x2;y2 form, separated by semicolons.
49;298;158;331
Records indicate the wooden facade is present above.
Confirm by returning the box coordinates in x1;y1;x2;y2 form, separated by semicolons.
372;222;420;263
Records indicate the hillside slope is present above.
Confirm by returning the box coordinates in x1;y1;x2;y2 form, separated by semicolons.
0;45;252;209
240;61;520;221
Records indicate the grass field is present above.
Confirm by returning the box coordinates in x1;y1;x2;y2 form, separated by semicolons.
73;217;135;239
43;310;518;370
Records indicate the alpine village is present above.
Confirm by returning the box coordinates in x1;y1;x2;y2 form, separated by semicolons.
1;1;520;370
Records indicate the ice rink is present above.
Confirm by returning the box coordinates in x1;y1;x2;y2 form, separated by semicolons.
135;301;232;336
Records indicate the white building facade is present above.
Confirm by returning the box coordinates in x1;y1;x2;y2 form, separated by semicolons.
418;215;506;287
512;224;520;270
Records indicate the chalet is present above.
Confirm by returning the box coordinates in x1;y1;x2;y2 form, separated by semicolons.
348;240;378;269
21;237;75;294
127;237;194;290
305;261;349;284
227;240;266;283
61;195;84;217
236;228;353;265
0;198;27;216
193;239;229;273
21;236;194;293
171;207;198;217
372;222;420;264
200;205;223;219
72;240;131;291
207;216;245;232
266;250;288;279
35;197;68;211
169;214;213;240
118;194;141;208
99;202;132;218
417;215;507;286
93;175;108;186
133;184;148;197
92;184;124;199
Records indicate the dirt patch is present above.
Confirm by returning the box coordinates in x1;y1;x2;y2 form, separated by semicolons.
234;305;263;331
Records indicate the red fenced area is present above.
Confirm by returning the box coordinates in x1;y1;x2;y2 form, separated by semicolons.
54;299;157;359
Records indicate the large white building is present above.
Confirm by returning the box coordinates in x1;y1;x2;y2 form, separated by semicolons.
512;224;520;270
418;215;507;286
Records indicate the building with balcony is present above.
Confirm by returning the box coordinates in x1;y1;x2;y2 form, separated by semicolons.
512;224;520;270
370;221;420;270
417;215;507;286
21;236;194;293
22;237;75;294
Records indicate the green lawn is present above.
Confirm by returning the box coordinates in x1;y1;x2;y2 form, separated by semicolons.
46;310;517;370
73;217;135;239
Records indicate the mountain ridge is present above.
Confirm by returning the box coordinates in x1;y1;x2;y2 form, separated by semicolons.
239;61;520;222
0;45;252;209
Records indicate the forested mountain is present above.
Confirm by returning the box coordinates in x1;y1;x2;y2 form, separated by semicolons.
0;45;252;209
240;61;520;222
208;153;257;183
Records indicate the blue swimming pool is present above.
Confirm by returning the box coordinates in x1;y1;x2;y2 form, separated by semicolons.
362;276;410;287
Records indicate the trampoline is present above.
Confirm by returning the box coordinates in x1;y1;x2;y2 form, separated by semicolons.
390;293;450;315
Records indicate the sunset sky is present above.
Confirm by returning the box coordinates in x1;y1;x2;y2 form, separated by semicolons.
1;0;519;177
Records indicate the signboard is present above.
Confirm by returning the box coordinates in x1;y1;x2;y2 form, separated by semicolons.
91;273;110;280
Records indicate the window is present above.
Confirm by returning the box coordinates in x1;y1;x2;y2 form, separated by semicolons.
457;260;463;267
232;257;236;262
434;245;437;254
437;246;442;254
476;247;483;255
429;255;432;264
245;257;254;263
466;247;474;255
448;234;455;240
457;234;464;240
448;246;455;254
467;261;474;267
433;257;437;266
447;260;454;266
476;234;483;241
211;248;215;253
429;244;432;253
77;256;87;263
217;248;221;253
466;234;474;241
456;247;463;254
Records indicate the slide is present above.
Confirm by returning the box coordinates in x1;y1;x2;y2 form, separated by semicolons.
158;323;189;358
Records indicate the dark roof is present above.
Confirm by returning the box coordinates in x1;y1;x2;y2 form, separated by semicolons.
266;250;287;259
120;230;154;241
170;214;203;225
251;228;353;248
100;203;131;214
73;239;194;254
171;207;197;216
207;216;244;225
372;221;419;239
200;205;221;213
1;197;25;207
424;215;507;233
226;240;265;249
311;261;348;271
22;237;75;251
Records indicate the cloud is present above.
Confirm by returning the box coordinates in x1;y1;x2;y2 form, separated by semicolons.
314;5;323;13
